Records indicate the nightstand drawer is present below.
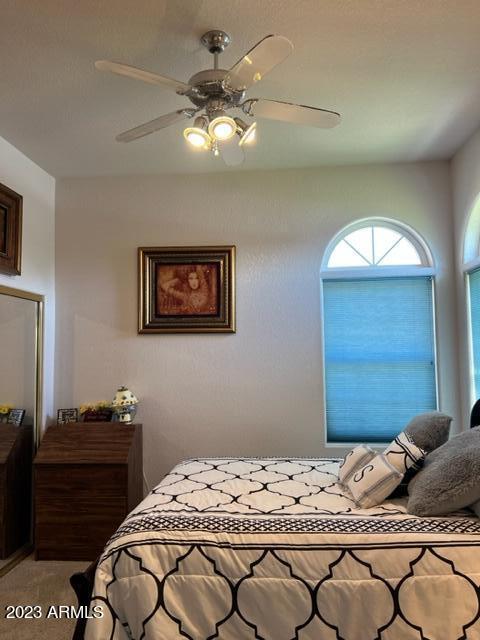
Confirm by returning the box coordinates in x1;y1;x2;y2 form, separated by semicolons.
36;497;127;560
35;496;126;524
35;464;127;497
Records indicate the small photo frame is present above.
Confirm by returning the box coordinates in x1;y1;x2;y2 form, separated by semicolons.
0;182;22;276
138;246;235;333
7;408;25;426
57;408;79;424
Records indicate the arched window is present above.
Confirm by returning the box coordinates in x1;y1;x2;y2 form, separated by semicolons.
324;220;431;269
322;219;437;443
463;196;480;402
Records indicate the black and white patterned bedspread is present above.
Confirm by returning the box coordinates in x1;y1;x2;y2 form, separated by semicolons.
85;458;480;640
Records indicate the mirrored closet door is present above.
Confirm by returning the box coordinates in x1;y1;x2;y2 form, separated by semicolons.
0;285;43;575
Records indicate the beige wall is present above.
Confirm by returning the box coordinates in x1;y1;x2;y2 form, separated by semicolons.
55;162;457;486
0;136;55;425
452;126;480;425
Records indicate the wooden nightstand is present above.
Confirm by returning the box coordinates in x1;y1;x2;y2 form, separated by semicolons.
34;423;142;561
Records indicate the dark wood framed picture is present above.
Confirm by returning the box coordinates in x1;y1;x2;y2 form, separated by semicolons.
0;182;22;276
57;408;79;424
7;408;25;426
138;246;235;333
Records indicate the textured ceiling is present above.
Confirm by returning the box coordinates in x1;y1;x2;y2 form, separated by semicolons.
1;0;480;177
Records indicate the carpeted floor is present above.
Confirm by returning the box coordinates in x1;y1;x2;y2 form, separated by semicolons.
0;555;88;640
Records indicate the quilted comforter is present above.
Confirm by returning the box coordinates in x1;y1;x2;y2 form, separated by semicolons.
85;457;480;640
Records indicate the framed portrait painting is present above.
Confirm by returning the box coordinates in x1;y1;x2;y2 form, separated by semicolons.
0;182;22;276
138;246;235;333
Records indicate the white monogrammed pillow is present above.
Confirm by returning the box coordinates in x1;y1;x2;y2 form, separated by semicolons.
338;444;376;485
347;454;403;508
383;431;426;474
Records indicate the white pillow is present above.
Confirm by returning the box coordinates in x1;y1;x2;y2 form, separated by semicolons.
383;430;425;474
338;444;376;485
347;454;403;508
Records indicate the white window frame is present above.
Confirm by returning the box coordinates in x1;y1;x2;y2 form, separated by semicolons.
464;265;480;408
462;196;480;410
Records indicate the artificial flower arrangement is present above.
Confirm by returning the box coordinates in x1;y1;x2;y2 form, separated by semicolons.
79;401;113;422
79;401;111;414
0;404;13;422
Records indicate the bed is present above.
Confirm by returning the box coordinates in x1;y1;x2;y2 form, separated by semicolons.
83;457;480;640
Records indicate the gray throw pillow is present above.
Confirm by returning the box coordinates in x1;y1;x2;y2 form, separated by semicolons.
404;412;452;453
387;412;452;498
407;427;480;516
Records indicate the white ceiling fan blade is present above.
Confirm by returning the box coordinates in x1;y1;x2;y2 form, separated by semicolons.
116;109;196;143
95;60;193;95
217;137;245;167
245;99;341;128
223;35;293;92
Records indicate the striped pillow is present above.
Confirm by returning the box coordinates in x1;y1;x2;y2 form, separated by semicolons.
347;454;403;508
338;444;376;485
383;430;425;474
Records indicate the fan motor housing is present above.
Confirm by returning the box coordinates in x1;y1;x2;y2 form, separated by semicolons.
200;30;231;54
187;69;244;108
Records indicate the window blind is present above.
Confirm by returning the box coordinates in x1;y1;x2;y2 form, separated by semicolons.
468;268;480;398
323;276;437;443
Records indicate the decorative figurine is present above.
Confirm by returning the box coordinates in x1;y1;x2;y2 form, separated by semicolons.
112;386;139;423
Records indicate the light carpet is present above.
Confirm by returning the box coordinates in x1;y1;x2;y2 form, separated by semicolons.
0;555;88;640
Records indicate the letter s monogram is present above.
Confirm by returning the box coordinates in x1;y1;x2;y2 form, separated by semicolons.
353;464;374;482
339;450;353;469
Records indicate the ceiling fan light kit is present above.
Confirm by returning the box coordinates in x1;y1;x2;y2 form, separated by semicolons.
183;116;211;149
95;29;341;166
235;118;256;146
207;111;237;141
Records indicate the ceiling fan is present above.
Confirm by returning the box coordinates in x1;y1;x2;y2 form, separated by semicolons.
95;30;341;166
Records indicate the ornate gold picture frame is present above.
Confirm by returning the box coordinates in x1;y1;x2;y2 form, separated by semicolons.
138;246;236;334
0;182;22;276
